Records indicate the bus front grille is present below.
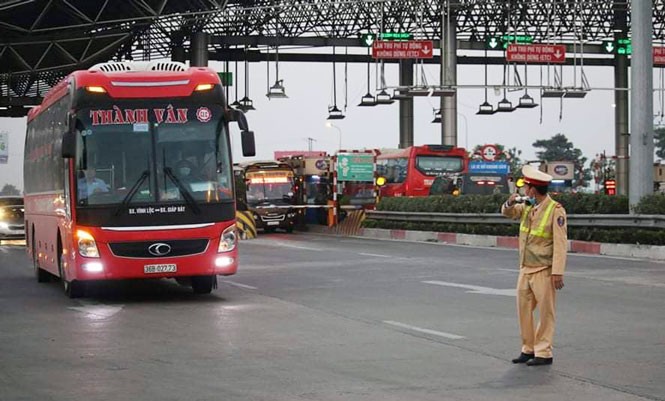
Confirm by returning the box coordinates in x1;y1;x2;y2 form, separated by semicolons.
108;239;209;258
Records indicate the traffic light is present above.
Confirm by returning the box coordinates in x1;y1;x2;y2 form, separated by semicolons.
604;179;616;195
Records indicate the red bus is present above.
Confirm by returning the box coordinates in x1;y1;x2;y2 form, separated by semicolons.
24;61;255;298
376;145;468;197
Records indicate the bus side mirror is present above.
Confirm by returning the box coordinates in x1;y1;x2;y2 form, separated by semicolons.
230;109;249;131
241;131;256;157
62;113;77;158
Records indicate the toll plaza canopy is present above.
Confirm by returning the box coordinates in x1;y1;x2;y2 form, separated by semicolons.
2;0;665;117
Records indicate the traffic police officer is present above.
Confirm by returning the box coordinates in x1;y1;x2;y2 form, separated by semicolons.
502;165;567;366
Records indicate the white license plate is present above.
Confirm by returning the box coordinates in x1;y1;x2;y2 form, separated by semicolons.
266;221;279;226
144;264;177;274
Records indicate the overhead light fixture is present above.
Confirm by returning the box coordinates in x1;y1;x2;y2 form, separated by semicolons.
237;96;255;112
476;101;496;115
564;89;588;98
542;87;565;98
391;88;410;100
496;98;515;112
516;93;538;108
375;89;394;105
266;79;288;99
431;109;442;123
327;105;345;120
405;86;456;97
358;92;377;106
406;87;431;97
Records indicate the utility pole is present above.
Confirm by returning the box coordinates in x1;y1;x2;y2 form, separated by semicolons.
306;137;316;151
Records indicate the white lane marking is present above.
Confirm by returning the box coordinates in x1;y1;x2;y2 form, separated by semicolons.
223;281;257;290
0;247;8;254
498;268;519;273
358;252;392;258
247;239;322;251
383;320;465;340
422;280;516;297
69;301;124;319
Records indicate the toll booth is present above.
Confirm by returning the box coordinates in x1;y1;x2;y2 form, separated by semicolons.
279;154;332;225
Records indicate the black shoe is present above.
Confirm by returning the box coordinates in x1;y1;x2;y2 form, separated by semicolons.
511;353;535;364
526;357;553;366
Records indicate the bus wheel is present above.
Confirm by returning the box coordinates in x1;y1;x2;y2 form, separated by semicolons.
33;233;50;283
59;252;85;299
191;275;215;294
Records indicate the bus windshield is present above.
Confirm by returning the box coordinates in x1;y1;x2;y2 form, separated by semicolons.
245;172;294;205
415;156;464;175
75;102;233;207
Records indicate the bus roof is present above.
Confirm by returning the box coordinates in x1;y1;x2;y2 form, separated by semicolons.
377;144;466;159
28;61;222;122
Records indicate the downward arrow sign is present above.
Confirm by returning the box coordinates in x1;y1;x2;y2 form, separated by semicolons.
489;38;498;49
605;43;615;53
421;46;431;55
554;50;562;59
365;37;374;46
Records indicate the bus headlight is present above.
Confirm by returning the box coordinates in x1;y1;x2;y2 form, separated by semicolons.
218;224;237;253
77;229;100;258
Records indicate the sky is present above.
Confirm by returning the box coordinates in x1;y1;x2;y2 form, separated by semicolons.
1;55;661;192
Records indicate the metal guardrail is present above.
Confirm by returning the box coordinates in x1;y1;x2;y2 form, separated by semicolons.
366;211;665;229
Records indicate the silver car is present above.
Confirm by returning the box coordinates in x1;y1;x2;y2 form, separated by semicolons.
0;196;25;240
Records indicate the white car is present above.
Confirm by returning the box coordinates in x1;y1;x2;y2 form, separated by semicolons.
0;196;25;240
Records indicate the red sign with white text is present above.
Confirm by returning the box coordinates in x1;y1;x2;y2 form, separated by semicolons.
506;44;566;64
654;47;665;66
372;40;434;59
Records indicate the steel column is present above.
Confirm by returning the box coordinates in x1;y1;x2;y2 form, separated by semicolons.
629;0;654;207
191;32;209;67
441;7;457;147
399;59;414;149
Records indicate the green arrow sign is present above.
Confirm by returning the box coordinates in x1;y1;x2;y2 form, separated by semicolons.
361;33;376;47
602;38;632;55
380;32;412;41
486;35;533;50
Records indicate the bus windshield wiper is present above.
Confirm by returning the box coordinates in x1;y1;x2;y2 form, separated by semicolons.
164;167;201;215
113;170;150;216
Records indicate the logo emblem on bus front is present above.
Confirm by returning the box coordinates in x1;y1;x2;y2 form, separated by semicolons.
148;243;172;257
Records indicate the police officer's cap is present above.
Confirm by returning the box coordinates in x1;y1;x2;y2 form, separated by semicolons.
522;164;552;187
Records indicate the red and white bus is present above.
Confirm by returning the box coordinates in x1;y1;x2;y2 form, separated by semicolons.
24;61;255;297
376;145;468;197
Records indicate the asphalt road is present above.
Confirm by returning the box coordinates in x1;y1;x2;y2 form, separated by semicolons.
0;234;663;401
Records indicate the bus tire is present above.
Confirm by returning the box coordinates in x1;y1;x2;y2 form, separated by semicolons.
32;230;50;283
191;275;215;294
59;250;85;299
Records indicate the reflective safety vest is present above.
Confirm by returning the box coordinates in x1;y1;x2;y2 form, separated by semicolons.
519;201;557;238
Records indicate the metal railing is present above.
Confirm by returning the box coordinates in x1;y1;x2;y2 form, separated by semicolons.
366;211;665;229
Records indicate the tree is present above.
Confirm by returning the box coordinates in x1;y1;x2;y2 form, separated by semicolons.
0;184;21;196
655;127;665;159
470;143;523;175
532;133;591;187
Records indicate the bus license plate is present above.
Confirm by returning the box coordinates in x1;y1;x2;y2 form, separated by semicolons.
144;264;177;274
266;221;279;226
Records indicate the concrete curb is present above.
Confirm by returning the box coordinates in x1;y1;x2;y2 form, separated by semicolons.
307;225;665;262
